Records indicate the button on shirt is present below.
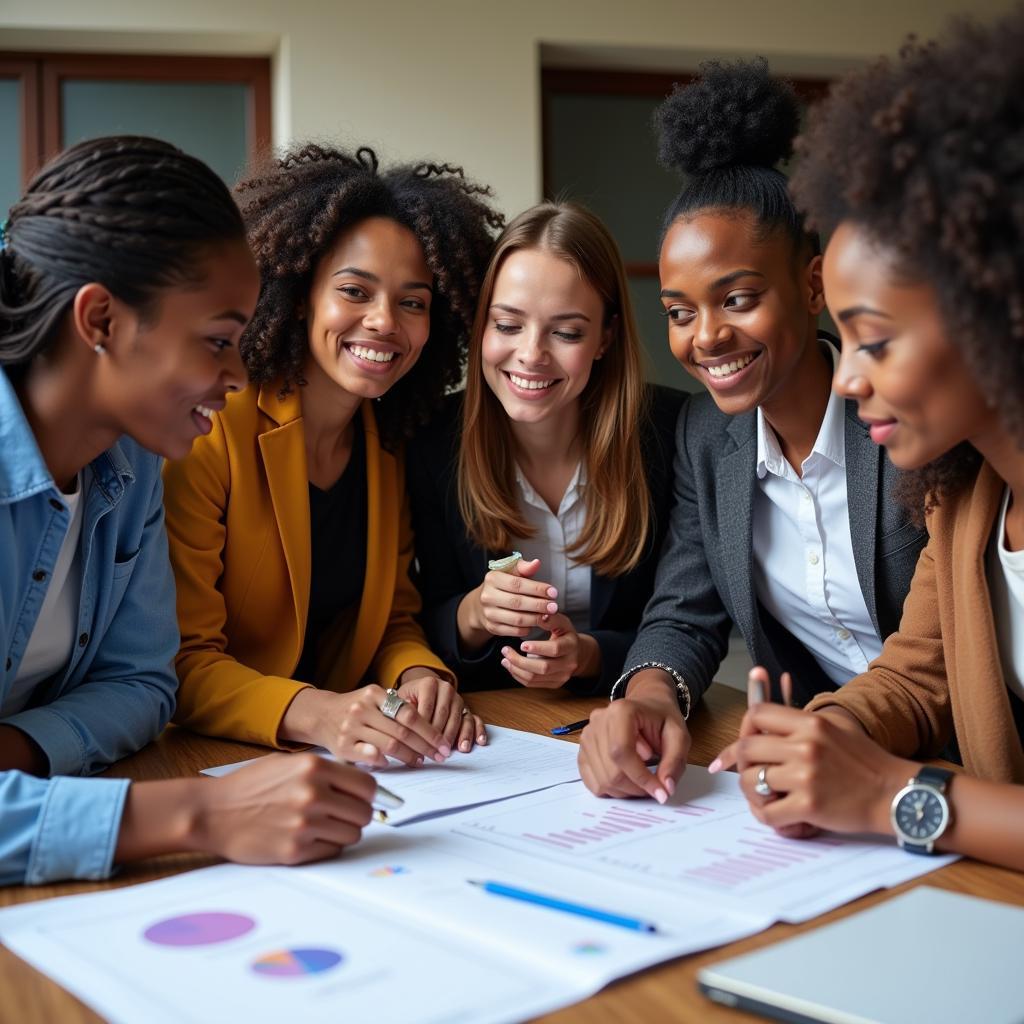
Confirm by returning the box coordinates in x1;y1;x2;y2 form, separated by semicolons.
751;345;880;685
509;463;590;635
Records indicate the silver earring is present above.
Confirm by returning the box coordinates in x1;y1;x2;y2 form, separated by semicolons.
94;343;106;354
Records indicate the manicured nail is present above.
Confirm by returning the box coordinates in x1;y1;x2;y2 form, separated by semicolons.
460;740;471;752
358;743;378;758
664;777;676;797
501;659;511;669
478;733;488;744
501;647;511;656
546;602;558;613
415;756;424;767
547;587;558;598
439;742;452;757
654;787;668;805
521;643;531;653
708;757;722;773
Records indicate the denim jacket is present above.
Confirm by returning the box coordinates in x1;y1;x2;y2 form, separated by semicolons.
0;370;178;885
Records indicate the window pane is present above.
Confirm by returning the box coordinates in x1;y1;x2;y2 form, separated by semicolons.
61;80;248;184
0;79;22;218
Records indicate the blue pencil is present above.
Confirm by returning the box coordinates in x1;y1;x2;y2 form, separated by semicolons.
468;880;659;933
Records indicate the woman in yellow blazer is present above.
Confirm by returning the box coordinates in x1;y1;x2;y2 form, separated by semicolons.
712;13;1024;871
164;144;500;765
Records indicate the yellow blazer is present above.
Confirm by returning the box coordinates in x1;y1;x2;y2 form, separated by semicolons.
163;382;451;747
809;461;1024;784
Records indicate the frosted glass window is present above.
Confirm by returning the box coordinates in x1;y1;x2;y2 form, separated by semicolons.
0;80;21;219
61;80;248;185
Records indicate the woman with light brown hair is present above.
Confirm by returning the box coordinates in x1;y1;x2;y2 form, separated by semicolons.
408;201;685;699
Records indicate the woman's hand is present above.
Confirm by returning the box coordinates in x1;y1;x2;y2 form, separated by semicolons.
279;685;452;769
577;670;690;803
196;753;377;865
397;669;487;754
457;558;559;650
499;613;600;688
711;703;916;837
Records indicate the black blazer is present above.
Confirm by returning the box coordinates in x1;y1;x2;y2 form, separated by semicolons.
407;385;687;694
625;388;929;708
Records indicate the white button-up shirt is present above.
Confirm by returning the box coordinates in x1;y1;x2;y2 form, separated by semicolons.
751;344;880;685
510;462;591;635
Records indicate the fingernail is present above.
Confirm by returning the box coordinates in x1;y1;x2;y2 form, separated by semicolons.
358;743;377;758
547;587;558;598
501;659;510;669
501;647;510;656
416;756;424;767
664;777;675;797
654;787;668;805
708;757;722;773
521;644;531;653
439;743;452;757
478;734;488;744
546;602;558;613
460;740;471;752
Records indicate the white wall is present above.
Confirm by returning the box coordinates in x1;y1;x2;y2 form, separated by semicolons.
1;0;1013;216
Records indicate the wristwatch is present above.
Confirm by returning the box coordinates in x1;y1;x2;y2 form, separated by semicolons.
890;766;954;854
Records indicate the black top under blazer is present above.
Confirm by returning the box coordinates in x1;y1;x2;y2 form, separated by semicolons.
407;385;687;695
625;386;929;709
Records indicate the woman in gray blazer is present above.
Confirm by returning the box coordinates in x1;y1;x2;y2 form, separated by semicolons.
578;59;926;803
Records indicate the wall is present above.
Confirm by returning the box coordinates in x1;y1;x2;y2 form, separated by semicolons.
0;0;1013;216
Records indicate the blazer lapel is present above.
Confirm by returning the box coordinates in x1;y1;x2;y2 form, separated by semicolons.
844;402;881;634
256;384;310;656
717;414;758;641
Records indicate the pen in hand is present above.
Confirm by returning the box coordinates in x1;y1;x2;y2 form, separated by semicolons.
370;782;404;824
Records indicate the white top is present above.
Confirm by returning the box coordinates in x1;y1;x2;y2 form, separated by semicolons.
987;487;1024;703
751;344;880;685
3;472;86;717
509;462;591;635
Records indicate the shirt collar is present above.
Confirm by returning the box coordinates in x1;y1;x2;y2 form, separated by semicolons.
514;461;585;517
0;368;135;506
756;338;845;479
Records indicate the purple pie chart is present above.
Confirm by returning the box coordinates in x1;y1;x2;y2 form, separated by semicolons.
252;948;343;977
143;911;256;947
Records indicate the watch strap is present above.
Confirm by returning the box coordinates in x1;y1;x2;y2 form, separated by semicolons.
915;765;953;792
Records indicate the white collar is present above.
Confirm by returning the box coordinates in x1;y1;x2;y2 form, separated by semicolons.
514;461;585;517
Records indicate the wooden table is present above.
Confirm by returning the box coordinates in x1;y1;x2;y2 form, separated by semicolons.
2;684;1023;1023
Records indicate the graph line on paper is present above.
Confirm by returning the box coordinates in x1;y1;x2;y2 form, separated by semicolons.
520;802;716;851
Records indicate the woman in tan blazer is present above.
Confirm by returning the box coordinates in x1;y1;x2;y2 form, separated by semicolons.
713;13;1024;871
164;145;499;765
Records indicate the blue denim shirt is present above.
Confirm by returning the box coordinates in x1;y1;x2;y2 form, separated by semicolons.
0;369;178;885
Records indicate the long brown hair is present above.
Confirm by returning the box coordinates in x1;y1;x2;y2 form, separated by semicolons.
457;201;651;577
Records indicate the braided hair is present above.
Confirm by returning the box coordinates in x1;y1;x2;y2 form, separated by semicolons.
0;136;246;372
655;58;818;257
235;144;502;448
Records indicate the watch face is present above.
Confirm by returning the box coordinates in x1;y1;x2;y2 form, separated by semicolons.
895;786;946;841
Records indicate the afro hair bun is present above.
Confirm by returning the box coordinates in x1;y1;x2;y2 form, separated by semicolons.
656;57;800;176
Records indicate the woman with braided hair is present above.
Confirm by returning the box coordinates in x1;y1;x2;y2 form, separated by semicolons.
164;144;501;764
0;136;380;886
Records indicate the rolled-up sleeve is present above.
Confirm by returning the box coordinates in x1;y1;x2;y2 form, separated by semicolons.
0;771;129;886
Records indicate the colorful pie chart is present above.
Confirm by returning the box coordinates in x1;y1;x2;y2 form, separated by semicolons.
143;912;255;947
252;948;343;978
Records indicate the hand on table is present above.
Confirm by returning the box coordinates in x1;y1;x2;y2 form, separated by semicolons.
577;671;690;804
711;702;915;838
197;752;376;865
499;613;600;689
397;669;487;754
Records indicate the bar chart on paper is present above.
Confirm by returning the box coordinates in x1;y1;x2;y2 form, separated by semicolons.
454;769;947;921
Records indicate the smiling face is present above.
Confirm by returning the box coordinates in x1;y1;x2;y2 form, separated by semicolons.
659;211;823;415
826;221;997;468
99;239;257;460
303;216;433;401
480;247;609;428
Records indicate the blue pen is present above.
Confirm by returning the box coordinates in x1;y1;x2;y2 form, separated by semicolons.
468;880;659;933
550;718;589;736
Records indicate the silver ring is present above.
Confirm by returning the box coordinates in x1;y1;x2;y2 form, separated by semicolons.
460;707;471;718
379;688;406;721
754;765;774;798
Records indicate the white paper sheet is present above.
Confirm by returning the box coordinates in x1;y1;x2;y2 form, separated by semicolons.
448;766;957;923
201;725;582;824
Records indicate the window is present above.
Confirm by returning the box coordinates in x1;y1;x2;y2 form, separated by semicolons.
0;53;271;217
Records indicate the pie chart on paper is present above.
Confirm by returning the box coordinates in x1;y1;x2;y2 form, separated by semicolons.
143;912;255;947
251;948;343;978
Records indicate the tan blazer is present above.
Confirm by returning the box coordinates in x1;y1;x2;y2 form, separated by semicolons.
808;461;1024;784
163;383;451;748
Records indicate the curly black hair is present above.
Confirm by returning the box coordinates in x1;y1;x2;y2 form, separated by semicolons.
234;144;502;449
654;58;817;255
790;11;1024;521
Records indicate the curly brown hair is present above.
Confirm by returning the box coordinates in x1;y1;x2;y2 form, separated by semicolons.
235;144;503;448
790;11;1024;522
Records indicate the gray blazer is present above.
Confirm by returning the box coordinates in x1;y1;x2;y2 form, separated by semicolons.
625;390;928;708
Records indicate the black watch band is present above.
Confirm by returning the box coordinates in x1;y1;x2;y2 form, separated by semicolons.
915;766;953;792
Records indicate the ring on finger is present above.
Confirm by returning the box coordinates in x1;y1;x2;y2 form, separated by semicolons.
460;707;471;718
754;765;774;798
379;688;407;721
